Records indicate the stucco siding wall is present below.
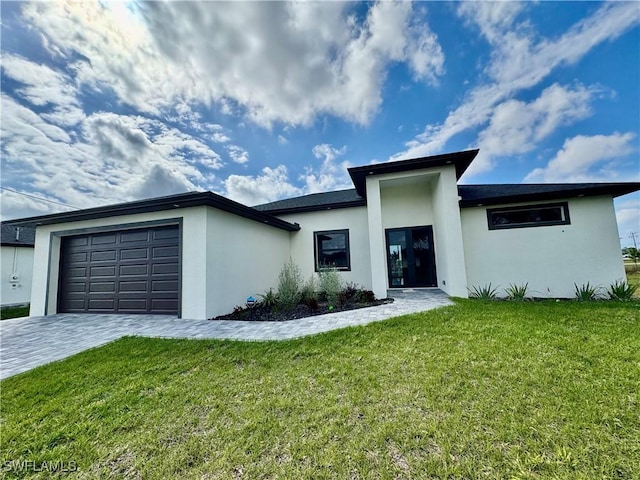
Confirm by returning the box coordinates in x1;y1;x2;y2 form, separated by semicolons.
1;246;34;306
431;169;468;297
461;196;625;298
29;207;208;318
278;207;372;289
206;208;291;318
380;182;434;229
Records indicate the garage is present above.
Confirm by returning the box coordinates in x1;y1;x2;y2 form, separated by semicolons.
58;225;180;314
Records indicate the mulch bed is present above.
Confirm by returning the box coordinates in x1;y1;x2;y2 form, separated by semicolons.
211;298;394;322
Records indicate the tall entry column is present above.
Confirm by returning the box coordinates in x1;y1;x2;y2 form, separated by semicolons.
366;177;388;299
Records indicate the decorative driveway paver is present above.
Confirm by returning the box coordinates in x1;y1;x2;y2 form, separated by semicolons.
0;289;452;380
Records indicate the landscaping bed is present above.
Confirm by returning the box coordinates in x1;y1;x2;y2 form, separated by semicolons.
212;259;390;321
212;297;393;321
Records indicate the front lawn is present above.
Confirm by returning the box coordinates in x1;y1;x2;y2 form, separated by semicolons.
0;305;29;320
1;301;638;478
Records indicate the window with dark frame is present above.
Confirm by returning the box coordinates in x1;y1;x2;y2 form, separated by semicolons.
314;229;350;271
487;202;570;230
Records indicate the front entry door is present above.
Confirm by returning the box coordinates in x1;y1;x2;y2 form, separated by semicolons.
386;226;437;288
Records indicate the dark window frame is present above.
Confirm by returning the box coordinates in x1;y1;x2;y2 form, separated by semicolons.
487;202;570;230
314;229;351;272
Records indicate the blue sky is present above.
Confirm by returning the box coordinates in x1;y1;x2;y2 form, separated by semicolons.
1;1;639;245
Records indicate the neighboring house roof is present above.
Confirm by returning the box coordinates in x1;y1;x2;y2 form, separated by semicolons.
348;149;479;196
457;183;640;207
254;189;365;215
2;191;300;232
1;224;36;247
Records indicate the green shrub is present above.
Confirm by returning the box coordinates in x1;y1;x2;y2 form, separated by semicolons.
276;258;303;311
607;280;638;301
354;289;376;303
469;283;498;300
318;267;343;307
574;282;601;301
337;282;359;306
259;288;278;309
301;275;319;309
505;283;529;301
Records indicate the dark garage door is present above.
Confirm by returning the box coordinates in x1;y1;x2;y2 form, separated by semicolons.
58;225;180;314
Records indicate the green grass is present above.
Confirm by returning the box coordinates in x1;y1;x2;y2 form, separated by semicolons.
1;301;639;479
0;305;29;320
626;269;640;298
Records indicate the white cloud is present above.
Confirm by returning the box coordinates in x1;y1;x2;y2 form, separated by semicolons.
0;91;223;219
524;133;637;183
0;189;69;221
224;166;301;206
468;83;597;176
302;144;353;193
226;145;249;165
1;54;81;114
22;1;444;127
395;1;640;166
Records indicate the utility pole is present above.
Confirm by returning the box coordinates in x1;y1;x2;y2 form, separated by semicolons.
630;232;638;266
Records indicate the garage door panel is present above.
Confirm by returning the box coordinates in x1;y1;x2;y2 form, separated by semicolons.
59;225;179;315
119;280;148;292
91;233;117;246
120;264;148;276
153;227;180;240
89;281;116;293
121;230;150;243
88;298;116;310
120;248;150;260
151;298;179;312
152;246;179;258
90;265;116;277
64;283;86;294
90;250;117;262
62;299;87;311
118;299;148;311
66;267;88;278
152;263;179;275
67;236;89;247
152;280;178;293
66;252;88;263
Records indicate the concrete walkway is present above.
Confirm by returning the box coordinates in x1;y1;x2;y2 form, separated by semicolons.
0;289;452;380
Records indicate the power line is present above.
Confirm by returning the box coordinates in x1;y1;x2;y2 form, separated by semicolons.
0;186;78;210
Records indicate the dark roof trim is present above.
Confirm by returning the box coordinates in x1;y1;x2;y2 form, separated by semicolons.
348;149;479;196
458;183;640;207
2;191;301;232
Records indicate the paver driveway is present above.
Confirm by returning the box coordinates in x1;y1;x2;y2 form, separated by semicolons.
0;290;452;379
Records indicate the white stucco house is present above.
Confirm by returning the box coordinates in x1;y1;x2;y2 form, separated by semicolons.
0;224;35;306
4;149;638;320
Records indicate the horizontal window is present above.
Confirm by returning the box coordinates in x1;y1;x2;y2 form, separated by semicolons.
314;229;350;271
487;202;570;230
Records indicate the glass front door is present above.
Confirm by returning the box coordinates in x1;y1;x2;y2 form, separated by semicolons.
386;226;437;288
